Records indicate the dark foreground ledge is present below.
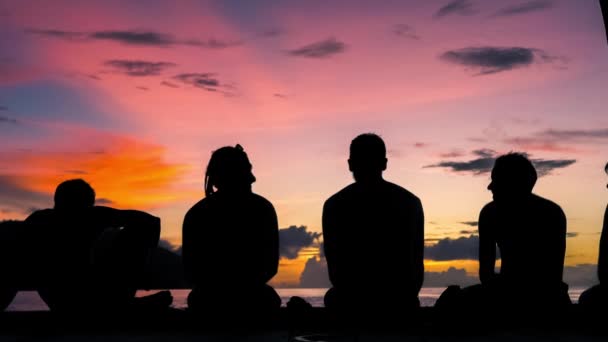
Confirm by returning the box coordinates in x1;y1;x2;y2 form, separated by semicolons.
1;306;608;337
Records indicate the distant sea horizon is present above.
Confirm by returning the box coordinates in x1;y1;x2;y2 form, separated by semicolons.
6;287;588;311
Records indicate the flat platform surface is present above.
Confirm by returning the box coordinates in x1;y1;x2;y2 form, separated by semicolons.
1;306;607;340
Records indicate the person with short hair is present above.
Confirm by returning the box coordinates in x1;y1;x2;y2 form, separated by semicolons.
437;153;570;311
25;179;170;312
322;133;424;313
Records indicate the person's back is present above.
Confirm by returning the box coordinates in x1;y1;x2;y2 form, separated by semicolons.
480;195;566;296
323;134;424;311
478;153;568;307
184;191;278;288
24;179;166;312
0;220;24;311
183;145;280;314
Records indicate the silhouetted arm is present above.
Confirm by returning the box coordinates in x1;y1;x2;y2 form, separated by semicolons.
258;201;279;284
478;205;497;284
322;199;340;287
551;206;567;285
413;198;424;294
93;206;161;249
182;208;197;285
599;205;608;284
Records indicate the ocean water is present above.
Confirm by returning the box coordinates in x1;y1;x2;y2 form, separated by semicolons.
5;287;588;311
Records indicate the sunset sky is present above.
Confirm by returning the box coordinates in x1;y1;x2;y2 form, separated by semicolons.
1;0;607;288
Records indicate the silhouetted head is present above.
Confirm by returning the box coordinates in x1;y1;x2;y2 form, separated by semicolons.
488;153;537;202
54;179;96;211
348;133;387;183
605;161;608;189
205;144;256;196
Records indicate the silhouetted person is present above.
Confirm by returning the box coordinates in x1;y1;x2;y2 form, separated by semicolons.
438;153;570;311
323;133;424;314
183;145;280;315
0;220;23;311
24;179;170;312
579;162;608;307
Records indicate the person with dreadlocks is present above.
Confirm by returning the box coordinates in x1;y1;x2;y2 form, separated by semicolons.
182;145;281;315
579;162;608;307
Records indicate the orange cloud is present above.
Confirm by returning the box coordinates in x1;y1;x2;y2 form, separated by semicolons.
0;128;189;210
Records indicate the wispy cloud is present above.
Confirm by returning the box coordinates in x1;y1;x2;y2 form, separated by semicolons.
260;28;284;38
426;149;576;176
505;128;608;152
103;60;176;76
492;0;555;18
182;38;242;49
171;73;237;96
460;221;479;227
160;81;180;88
172;73;220;91
440;46;565;75
287;38;347;58
91;30;173;46
26;29;85;40
392;24;420;40
435;0;476;18
27;29;241;49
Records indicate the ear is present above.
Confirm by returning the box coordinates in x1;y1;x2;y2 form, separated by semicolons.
348;159;353;172
381;158;387;171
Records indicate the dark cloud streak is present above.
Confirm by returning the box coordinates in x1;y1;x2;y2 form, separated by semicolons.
426;149;576;176
393;24;420;40
104;60;176;76
27;29;240;49
160;81;180;88
287;38;346;58
435;0;476;18
91;30;173;46
493;0;555;18
440;46;563;75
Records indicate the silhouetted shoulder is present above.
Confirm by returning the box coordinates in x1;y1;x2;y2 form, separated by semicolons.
250;193;276;211
325;181;420;207
480;201;498;218
324;183;357;208
531;194;564;214
383;181;421;204
184;197;211;222
532;195;566;221
24;209;55;225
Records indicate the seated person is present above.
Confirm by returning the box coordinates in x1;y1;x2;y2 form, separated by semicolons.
579;162;608;307
182;145;280;315
322;133;424;313
24;179;170;312
437;153;570;310
0;220;24;311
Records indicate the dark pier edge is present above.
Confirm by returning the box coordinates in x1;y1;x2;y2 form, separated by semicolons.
0;306;608;336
